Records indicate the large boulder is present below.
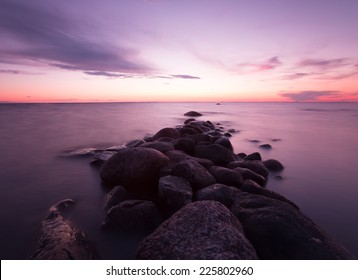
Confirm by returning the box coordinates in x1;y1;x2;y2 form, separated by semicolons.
209;166;244;188
31;199;98;260
195;184;240;208
172;138;195;154
104;185;130;210
214;137;233;152
139;142;174;153
100;148;169;196
233;167;267;187
227;161;269;178
230;192;355;259
136;201;258;259
184;111;202;117
102;200;162;231
194;144;237;166
166;150;214;169
159;176;193;211
171;159;216;191
153;127;181;141
263;159;284;172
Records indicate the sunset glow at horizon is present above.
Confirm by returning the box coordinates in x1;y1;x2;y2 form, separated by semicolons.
1;0;358;103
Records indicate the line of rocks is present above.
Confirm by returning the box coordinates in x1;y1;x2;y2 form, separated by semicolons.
38;111;355;259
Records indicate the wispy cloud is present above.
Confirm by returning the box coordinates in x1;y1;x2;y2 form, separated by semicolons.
0;69;40;75
236;56;282;74
279;90;340;102
298;58;349;70
171;74;201;79
83;71;133;78
0;1;152;76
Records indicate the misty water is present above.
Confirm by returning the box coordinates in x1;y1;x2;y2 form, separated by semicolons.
0;102;357;259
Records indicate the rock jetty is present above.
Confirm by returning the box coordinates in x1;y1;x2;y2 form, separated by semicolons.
44;111;355;259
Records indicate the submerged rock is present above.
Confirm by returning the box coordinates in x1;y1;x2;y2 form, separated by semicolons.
31;199;98;260
259;144;272;150
263;159;284;172
184;111;202;117
136;201;258;259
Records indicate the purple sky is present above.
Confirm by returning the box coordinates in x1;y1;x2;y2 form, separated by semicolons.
1;0;358;102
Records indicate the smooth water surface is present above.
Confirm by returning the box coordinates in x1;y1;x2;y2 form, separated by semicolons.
0;102;357;259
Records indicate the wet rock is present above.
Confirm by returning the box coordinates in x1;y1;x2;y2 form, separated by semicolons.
102;200;162;231
274;175;284;180
244;152;262;161
230;193;355;259
171;159;216;191
263;159;285;172
31;199;98;260
178;126;199;136
224;132;232;137
165;150;214;169
233;167;266;187
136;201;258;259
155;137;174;142
271;138;282;142
159;176;192;211
105;145;127;151
186;133;211;144
184;118;196;124
214;137;233;152
104;186;130;210
237;153;247;159
259;144;272;150
240;180;299;209
227;161;269;178
143;135;154;142
184;111;202;117
195;184;240;208
172;138;195;154
140;142;174;153
153;127;181;141
248;139;261;143
209;166;244;188
100;147;169;196
194;144;237;166
228;128;238;133
208;131;223;137
126;139;146;148
90;150;118;166
59;147;99;158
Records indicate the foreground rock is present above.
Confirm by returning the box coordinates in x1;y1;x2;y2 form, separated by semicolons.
136;201;258;259
32;199;98;260
230;193;355;259
100;147;169;196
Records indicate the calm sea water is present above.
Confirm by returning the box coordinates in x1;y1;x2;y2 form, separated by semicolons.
0;102;357;259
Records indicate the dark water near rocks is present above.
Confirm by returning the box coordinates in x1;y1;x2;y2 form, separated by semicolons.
0;102;357;259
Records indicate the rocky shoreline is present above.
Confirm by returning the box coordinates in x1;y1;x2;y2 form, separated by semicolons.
33;111;356;259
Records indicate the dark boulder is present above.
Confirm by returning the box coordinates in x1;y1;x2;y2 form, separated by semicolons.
194;144;237;166
165;150;214;169
102;200;162;231
100;147;169;196
172;137;195;154
228;161;269;178
233;167;267;187
136;201;258;259
184;118;196;124
171;159;216;191
244;152;262;161
186;133;211;144
140;142;174;153
259;144;272;150
158;175;193;211
155;137;174;142
184;111;202;117
126;139;146;148
178;126;199;136
104;186;131;210
263;159;284;172
153;127;181;141
209;166;244;188
90;150;118;166
32;199;98;260
195;184;240;208
240;180;299;209
214;137;233;152
230;192;355;259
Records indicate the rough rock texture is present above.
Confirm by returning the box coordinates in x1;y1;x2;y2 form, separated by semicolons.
214;137;234;151
195;184;240;208
172;138;195;154
234;167;267;187
209;166;244;188
102;200;162;231
100;147;169;195
171;159;216;191
104;186;130;210
227;161;269;178
139;142;174;153
230;193;355;260
159;175;193;211
263;159;285;172
165;150;214;168
194;144;237;166
32;199;98;260
136;201;258;259
153;127;181;141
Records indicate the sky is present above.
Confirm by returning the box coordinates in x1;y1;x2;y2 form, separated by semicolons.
0;0;358;102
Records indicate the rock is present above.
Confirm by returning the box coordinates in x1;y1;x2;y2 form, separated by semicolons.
240;180;299;209
143;135;154;142
195;184;240;208
228;128;237;133
263;159;284;172
140;142;174;153
102;200;162;231
136;201;258;259
230;192;355;259
104;186;130;210
274;175;284;180
214;137;233;151
224;132;232;137
178;126;199;136
171;159;216;191
105;145;127;151
248;139;261;143
259;144;272;150
237;153;247;159
209;166;244;188
126;139;146;148
155;137;174;142
172;138;195;154
186;133;211;144
31;199;98;260
208;131;223;137
100;147;169;196
227;161;269;178
233;167;267;187
244;152;262;161
158;176;192;211
153;127;181;141
90;150;118;166
59;147;99;158
184;111;202;117
271;138;282;142
165;150;214;169
194;144;237;166
184;118;196;124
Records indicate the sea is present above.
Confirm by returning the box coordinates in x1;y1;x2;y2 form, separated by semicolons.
0;102;357;259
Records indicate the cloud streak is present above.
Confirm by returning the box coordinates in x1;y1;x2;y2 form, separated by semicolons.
298;58;349;70
0;1;152;76
279;90;340;102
